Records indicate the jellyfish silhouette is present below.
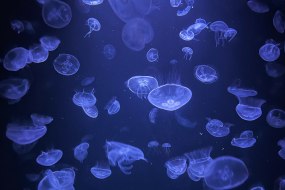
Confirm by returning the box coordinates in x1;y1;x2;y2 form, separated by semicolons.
182;47;193;60
105;97;120;115
273;10;285;33
39;35;61;51
30;113;53;127
205;118;232;137
103;44;116;60
266;109;285;128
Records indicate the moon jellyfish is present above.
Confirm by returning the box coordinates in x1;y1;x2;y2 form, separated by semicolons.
170;0;182;7
82;0;104;5
80;76;95;86
194;65;218;84
186;18;208;36
148;84;192;111
53;54;80;76
103;44;116;60
10;19;24;34
273;10;285;34
72;89;96;107
0;78;30;102
174;111;197;128
259;42;280;62
127;76;158;99
105;97;120;115
122;18;154;51
90;161;112;179
165;156;187;179
250;186;265;190
266;109;285;128
146;48;159;62
179;29;195;41
205;118;232;137
82;105;99;118
105;141;147;175
39;36;61;51
41;0;72;29
74;142;89;163
265;62;285;78
36;149;63;166
162;143;172;155
227;80;257;98
209;21;229;46
6;123;47;145
236;96;266;121
84;17;101;38
177;5;191;16
3;47;30;71
231;130;256;148
149;107;158;124
30;113;53;127
247;0;269;13
204;156;249;190
223;28;237;42
148;140;160;148
29;44;49;63
182;47;193;60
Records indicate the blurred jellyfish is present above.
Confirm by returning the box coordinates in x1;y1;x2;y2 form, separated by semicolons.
75;0;91;13
12;141;37;155
81;76;95;86
273;10;285;34
162;143;172;155
182;47;193;60
84;17;101;38
3;47;30;71
105;97;120;115
194;65;218;84
90;161;112;179
165;156;187;179
209;21;229;46
177;5;191;16
231;130;256;148
149;107;158;124
39;36;61;51
103;44;116;60
146;48;159;62
179;29;195;41
169;59;178;65
259;41;280;62
186;18;208;36
147;140;160;154
250;185;265;190
227;80;257;98
25;173;41;182
274;176;285;189
72;89;96;107
0;78;30;102
29;44;49;63
266;109;285;128
10;19;24;34
205;118;232;137
30;113;54;127
127;76;158;99
82;0;104;5
247;0;269;13
36;149;63;166
223;28;237;42
53;54;80;76
174;111;197;129
82;105;99;118
265;62;285;78
170;0;182;7
74;142;89;163
278;138;285;159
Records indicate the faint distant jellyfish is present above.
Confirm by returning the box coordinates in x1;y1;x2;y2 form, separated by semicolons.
72;89;96;107
29;44;49;63
266;109;285;128
39;36;61;51
265;62;285;78
105;97;120;115
209;21;229;46
162;143;172;154
169;59;178;65
182;47;193;60
259;42;280;62
170;0;182;7
12;141;37;155
146;48;159;62
82;105;99;118
247;0;269;13
10;20;24;34
147;140;160;152
36;149;63;166
30;113;54;126
194;65;218;84
80;76;95;86
273;10;285;34
223;28;237;42
0;78;30;101
74;142;89;163
174;111;197;128
177;5;191;16
3;47;30;71
236;96;266;121
90;161;112;179
179;29;195;41
82;0;104;5
250;186;265;190
149;107;158;124
205;118;231;137
204;156;249;190
53;54;80;76
84;17;101;38
165;156;187;179
122;18;154;51
127;76;159;99
231;130;256;148
103;44;116;60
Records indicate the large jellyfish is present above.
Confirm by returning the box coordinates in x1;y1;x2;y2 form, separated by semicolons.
266;108;285;128
36;149;63;166
165;156;187;179
194;65;218;84
84;17;101;38
3;47;30;71
90;161;112;179
231;130;256;148
53;54;80;76
126;76;158;99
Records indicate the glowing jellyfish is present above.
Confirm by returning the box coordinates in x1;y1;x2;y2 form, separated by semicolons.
0;78;30;102
266;109;285;128
250;186;265;190
231;130;256;148
205;118;232;137
223;28;237;42
148;84;192;111
147;140;160;148
273;10;285;34
209;21;230;46
165;156;187;179
194;65;218;84
53;54;80;76
259;42;280;62
74;142;89;163
162;143;172;154
3;47;30;71
39;36;61;51
10;20;24;34
127;76;158;99
149;107;158;124
36;149;63;166
72;89;96;107
146;48;159;62
103;44;116;60
179;29;195;41
265;62;285;78
236;96;265;121
177;5;191;16
182;47;193;60
105;97;120;115
42;0;72;29
122;18;154;51
30;113;54;127
82;105;99;118
170;0;182;7
84;17;101;38
247;0;269;13
80;76;95;86
29;44;49;63
227;81;257;98
204;156;249;190
90;161;112;179
186;18;208;36
174;111;197;128
82;0;104;6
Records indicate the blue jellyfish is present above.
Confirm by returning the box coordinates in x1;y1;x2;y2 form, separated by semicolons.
103;44;116;60
147;140;160;148
74;142;89;163
41;0;72;29
72;89;96;107
80;76;95;86
6;123;47;145
3;47;30;71
149;107;158;124
82;0;104;5
273;10;285;34
162;143;172;155
179;29;195;41
105;97;120;115
278;138;285;160
53;54;80;76
174;111;197;128
177;5;191;16
194;65;218;84
165;156;187;179
0;78;30;102
204;156;249;190
39;36;61;51
36;149;63;166
122;18;154;51
265;62;285;78
266;109;285;128
170;0;182;7
223;28;237;42
127;76;159;99
247;0;269;13
29;44;49;63
231;130;256;148
235;96;265;121
227;80;258;98
90;161;112;179
182;47;193;60
259;41;280;62
82;105;99;118
209;21;229;46
84;17;101;38
10;19;24;34
169;59;178;65
186;18;208;36
250;186;265;190
148;84;192;111
146;48;159;62
205;118;232;137
12;141;37;155
30;113;54;127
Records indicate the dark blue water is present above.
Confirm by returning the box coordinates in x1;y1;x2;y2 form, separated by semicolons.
0;0;285;189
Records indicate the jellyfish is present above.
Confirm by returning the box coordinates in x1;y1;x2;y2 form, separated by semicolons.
170;0;182;7
149;107;158;124
10;19;24;34
250;186;265;190
265;62;285;78
74;142;89;163
103;44;116;60
259;41;280;62
227;80;257;98
273;10;285;34
204;156;249;190
231;130;256;148
41;0;72;29
235;96;265;121
90;161;112;179
194;65;218;84
82;0;104;5
12;141;37;155
0;78;30;102
29;44;49;63
169;59;178;65
179;29;195;41
162;143;172;155
182;47;193;60
80;76;95;86
122;18;154;51
53;54;80;76
209;21;231;46
126;76;159;99
104;97;120;115
223;28;237;42
36;149;63;166
146;48;159;62
165;156;187;179
72;89;96;107
3;47;30;71
30;113;54;127
278;138;285;160
266;109;285;128
274;176;285;190
82;105;99;118
174;111;197;128
205;118;232;137
186;18;208;36
39;36;61;51
177;5;191;16
147;140;160;154
247;0;269;13
84;17;101;38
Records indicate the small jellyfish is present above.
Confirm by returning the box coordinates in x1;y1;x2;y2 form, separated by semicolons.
82;105;99;118
105;97;120;115
3;47;30;71
209;21;229;46
182;47;193;60
174;111;197;128
127;76;159;99
80;76;95;86
227;79;257;98
84;17;101;38
147;140;160;149
72;89;96;107
177;6;191;16
169;59;178;65
266;109;285;128
30;113;54;126
74;142;89;163
149;107;158;124
103;44;116;60
179;29;195;41
162;143;172;155
39;36;61;51
36;149;63;166
273;10;285;34
53;54;80;76
146;48;159;62
82;0;104;5
205;118;231;137
259;42;280;62
170;0;182;7
223;28;237;42
265;62;285;78
165;156;187;179
90;161;112;179
247;0;269;13
231;130;256;148
194;65;218;84
29;44;49;63
10;19;24;34
0;78;30;102
186;18;208;36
